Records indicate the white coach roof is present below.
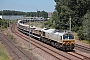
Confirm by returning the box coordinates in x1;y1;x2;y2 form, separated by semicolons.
41;28;69;36
54;32;66;36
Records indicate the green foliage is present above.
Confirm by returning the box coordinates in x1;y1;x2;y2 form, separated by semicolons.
53;0;74;30
77;30;87;40
0;10;48;18
0;19;11;30
7;34;14;40
82;11;90;42
0;10;25;15
53;0;90;31
0;19;16;31
75;11;90;42
0;19;15;30
26;10;48;18
44;19;53;28
68;0;90;17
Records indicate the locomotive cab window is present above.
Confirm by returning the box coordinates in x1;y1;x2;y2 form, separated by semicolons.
63;34;74;39
69;34;74;39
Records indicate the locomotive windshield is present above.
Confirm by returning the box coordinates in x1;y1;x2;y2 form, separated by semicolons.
63;34;74;39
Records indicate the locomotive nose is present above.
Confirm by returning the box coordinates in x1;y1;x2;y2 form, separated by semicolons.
62;40;75;50
62;40;75;45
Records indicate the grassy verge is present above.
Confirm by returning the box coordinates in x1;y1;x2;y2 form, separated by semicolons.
29;21;45;28
80;40;90;45
0;43;11;60
7;33;14;39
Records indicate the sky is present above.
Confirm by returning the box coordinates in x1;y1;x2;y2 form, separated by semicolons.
0;0;56;12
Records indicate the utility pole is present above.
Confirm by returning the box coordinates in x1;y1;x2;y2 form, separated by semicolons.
69;16;71;32
1;10;3;31
28;19;31;49
1;22;2;31
0;22;2;31
36;9;38;27
8;15;10;34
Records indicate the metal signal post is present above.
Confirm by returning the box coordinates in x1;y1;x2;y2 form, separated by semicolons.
69;16;71;32
28;19;31;49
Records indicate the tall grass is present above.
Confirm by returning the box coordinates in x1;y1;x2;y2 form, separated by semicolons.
0;43;10;60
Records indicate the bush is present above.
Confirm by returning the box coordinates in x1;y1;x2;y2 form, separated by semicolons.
77;30;87;40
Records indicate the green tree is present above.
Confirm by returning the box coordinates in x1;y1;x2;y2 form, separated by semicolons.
54;0;73;30
0;10;48;18
82;11;90;42
53;0;90;31
41;11;48;18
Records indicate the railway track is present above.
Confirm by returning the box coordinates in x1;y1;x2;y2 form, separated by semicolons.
12;24;64;60
67;51;90;60
0;33;32;60
11;23;90;60
0;33;22;60
75;44;90;54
